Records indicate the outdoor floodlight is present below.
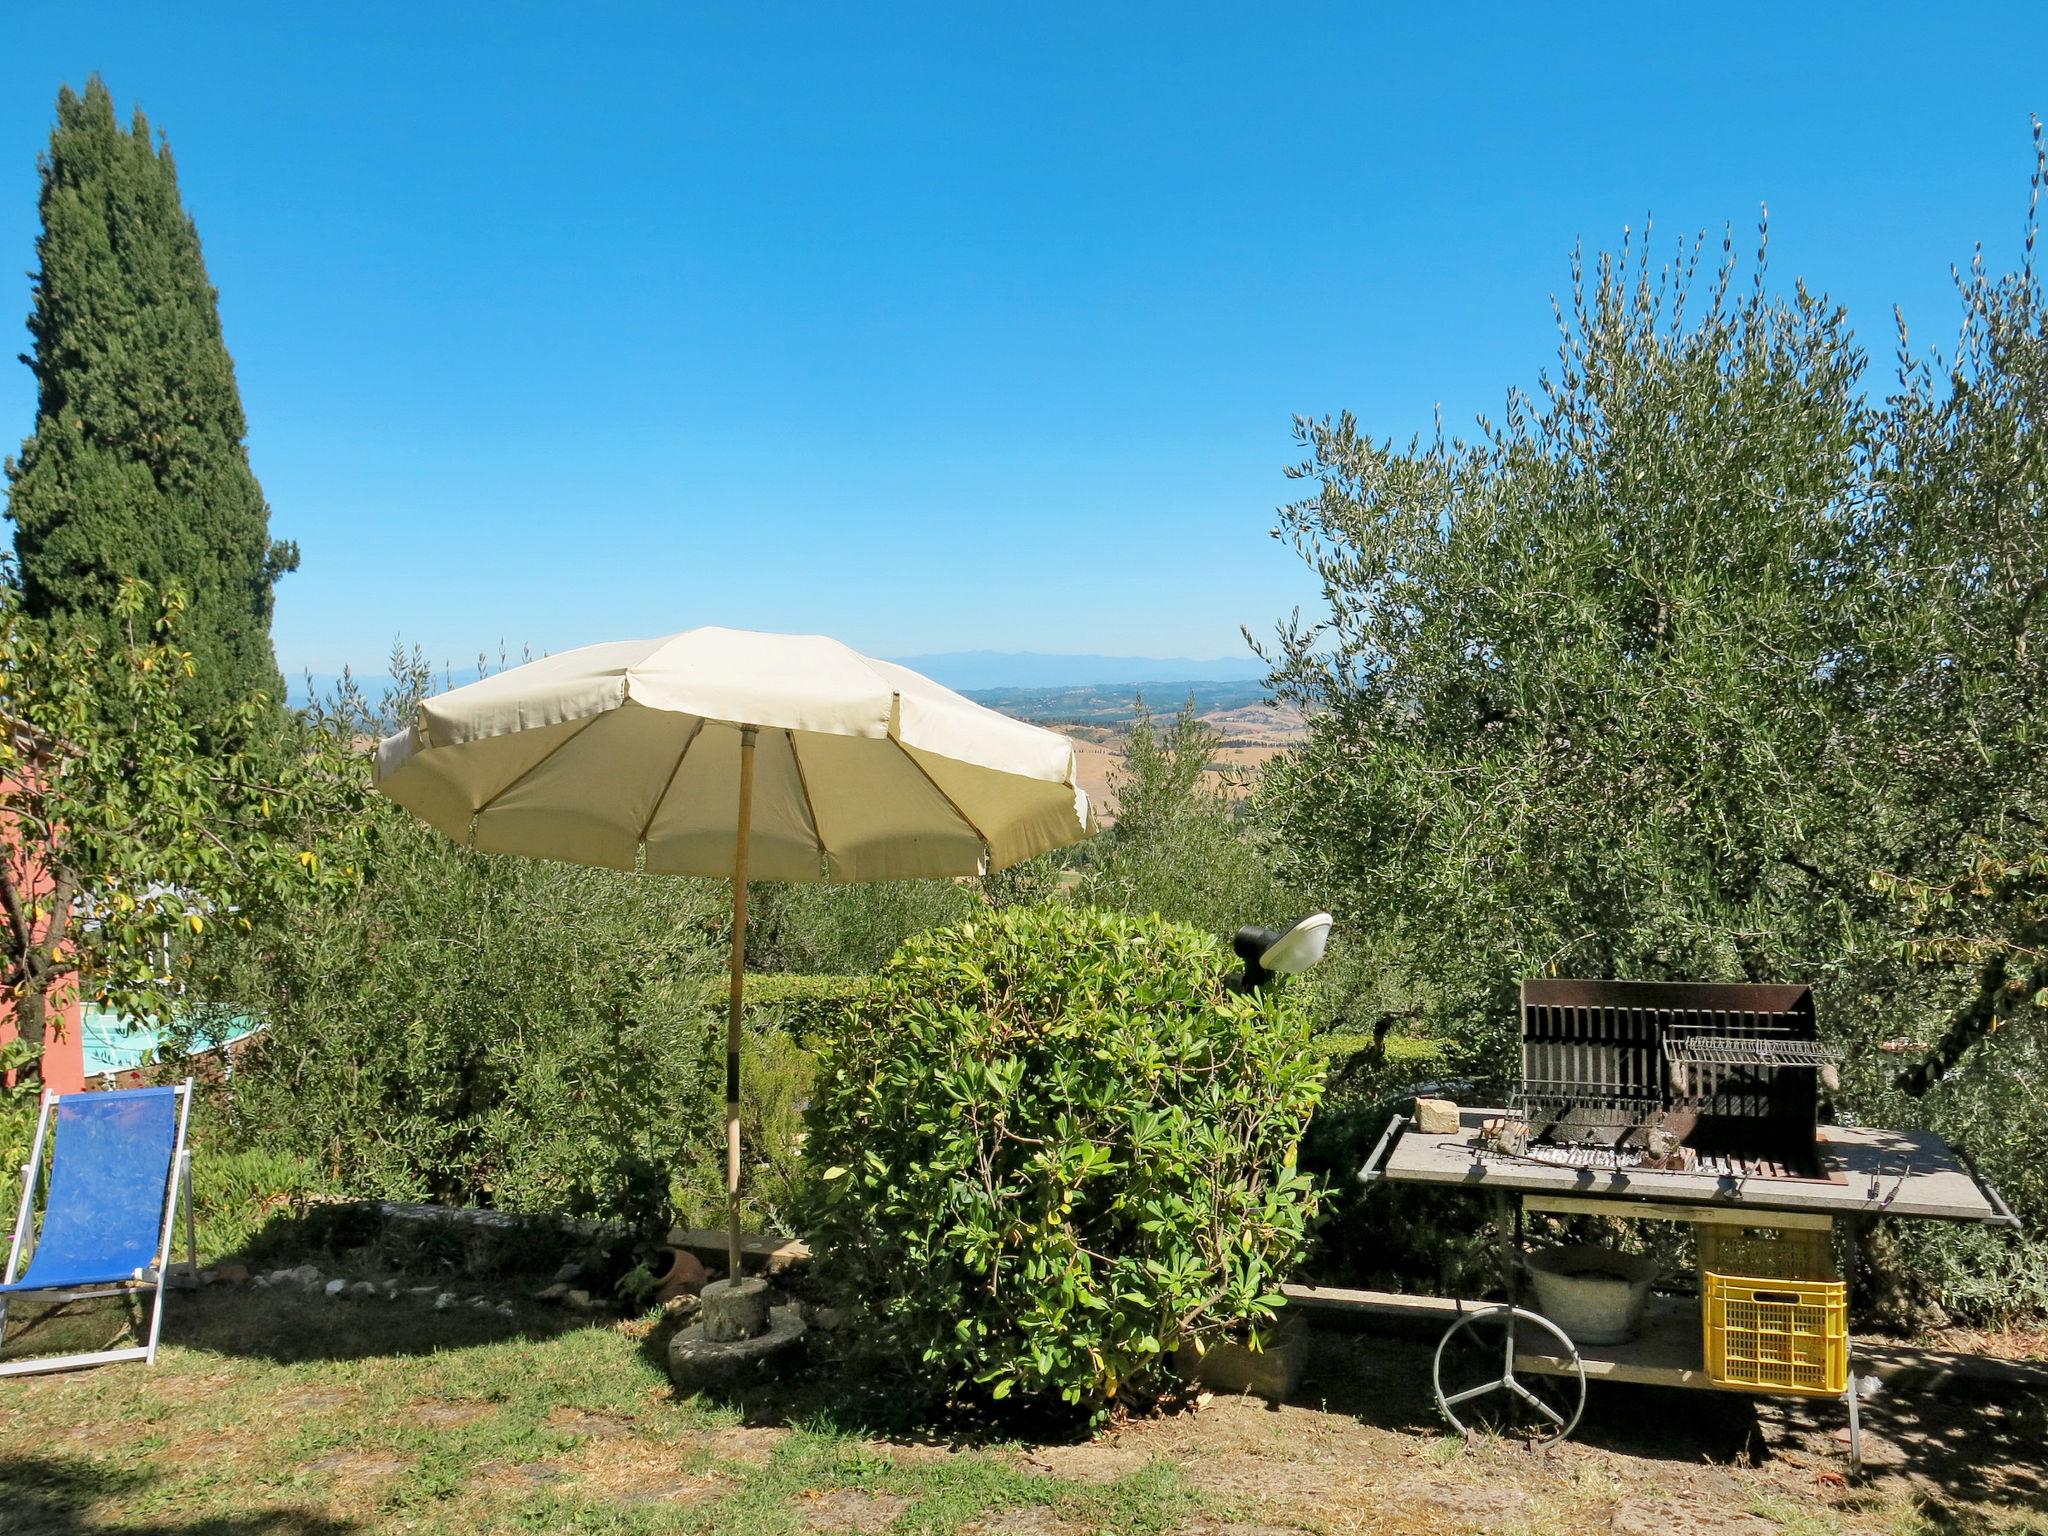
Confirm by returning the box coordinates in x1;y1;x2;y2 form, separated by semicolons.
1230;912;1334;993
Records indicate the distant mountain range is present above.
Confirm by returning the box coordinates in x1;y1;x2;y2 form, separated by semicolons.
289;650;1268;707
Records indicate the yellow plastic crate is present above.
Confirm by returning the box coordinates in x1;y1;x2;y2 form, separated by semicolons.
1702;1272;1848;1396
1696;1223;1837;1283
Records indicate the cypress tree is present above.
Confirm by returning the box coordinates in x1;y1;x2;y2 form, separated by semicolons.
5;77;298;729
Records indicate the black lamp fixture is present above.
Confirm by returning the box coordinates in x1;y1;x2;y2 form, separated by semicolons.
1229;912;1334;993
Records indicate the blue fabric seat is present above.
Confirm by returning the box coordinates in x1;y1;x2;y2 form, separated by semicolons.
1;1081;193;1376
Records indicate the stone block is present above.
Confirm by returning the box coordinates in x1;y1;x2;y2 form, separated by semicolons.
1413;1097;1460;1134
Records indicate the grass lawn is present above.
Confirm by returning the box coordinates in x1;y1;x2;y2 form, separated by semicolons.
2;1280;2046;1536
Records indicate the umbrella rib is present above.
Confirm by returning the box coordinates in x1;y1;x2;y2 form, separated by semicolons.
784;730;829;878
469;712;607;826
634;716;706;848
890;730;993;862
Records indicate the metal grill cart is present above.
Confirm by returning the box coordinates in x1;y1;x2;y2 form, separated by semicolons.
1354;980;2021;1474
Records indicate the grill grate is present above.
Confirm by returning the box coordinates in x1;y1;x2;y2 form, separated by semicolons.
1662;1030;1840;1069
1491;1139;1821;1180
1509;1084;1668;1150
1518;979;1825;1172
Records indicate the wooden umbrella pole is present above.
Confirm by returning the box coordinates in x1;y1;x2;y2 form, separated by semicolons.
725;725;758;1285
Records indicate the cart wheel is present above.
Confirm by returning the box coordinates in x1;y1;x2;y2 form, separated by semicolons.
1432;1305;1587;1444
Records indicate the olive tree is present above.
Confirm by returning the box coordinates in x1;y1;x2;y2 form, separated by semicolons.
1256;220;1874;1070
1254;141;2048;1297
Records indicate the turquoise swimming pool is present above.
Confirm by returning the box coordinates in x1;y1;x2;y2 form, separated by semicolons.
80;1008;262;1078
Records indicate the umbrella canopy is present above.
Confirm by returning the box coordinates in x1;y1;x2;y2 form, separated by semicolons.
374;627;1091;881
372;626;1095;1285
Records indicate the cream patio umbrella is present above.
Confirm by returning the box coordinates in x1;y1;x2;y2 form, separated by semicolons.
372;626;1096;1280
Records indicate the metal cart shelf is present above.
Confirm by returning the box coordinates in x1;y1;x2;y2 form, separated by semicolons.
1358;1108;2020;1474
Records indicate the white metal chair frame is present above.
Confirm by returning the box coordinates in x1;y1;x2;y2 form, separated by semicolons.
0;1078;195;1378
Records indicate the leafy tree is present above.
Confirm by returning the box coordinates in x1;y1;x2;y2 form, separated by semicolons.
5;78;297;736
0;579;349;1082
1255;145;2048;1303
1257;218;1871;1072
190;653;729;1232
1078;694;1301;941
1860;123;2048;1102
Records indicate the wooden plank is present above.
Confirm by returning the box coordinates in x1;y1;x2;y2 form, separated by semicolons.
666;1227;812;1273
1516;1295;1715;1388
1514;1295;2048;1396
1279;1283;1467;1325
1522;1195;1831;1229
1282;1286;2048;1398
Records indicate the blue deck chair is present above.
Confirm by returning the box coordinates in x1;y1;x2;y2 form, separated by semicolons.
0;1080;194;1378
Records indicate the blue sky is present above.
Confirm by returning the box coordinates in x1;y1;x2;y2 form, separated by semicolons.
2;5;2043;681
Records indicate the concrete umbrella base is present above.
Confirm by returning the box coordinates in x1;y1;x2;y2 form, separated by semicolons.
667;1304;807;1393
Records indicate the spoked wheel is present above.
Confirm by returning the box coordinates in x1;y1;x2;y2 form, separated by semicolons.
1432;1305;1587;1444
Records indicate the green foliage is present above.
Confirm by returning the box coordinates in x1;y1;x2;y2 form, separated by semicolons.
1257;140;2048;1308
1849;129;2048;1147
1077;695;1301;940
672;1022;818;1233
1259;216;1868;1065
192;653;726;1235
801;905;1322;1417
0;579;355;1054
747;879;977;974
186;1143;334;1263
0;1037;41;1180
702;972;869;1041
5;78;297;735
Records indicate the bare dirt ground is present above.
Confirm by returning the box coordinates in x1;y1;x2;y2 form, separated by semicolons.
1102;1329;2048;1536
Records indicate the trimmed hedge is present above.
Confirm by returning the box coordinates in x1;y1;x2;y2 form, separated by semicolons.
692;973;870;1040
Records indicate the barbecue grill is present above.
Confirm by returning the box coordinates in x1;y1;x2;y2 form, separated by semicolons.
1513;978;1836;1170
1352;975;2021;1475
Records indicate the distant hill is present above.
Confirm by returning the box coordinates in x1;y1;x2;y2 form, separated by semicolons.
979;683;1306;823
962;679;1277;726
893;651;1266;691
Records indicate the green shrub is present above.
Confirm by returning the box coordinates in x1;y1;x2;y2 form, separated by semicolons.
1075;696;1303;941
194;801;725;1236
747;879;978;973
801;905;1323;1418
690;972;870;1041
189;1144;334;1262
0;1037;40;1172
671;1022;818;1234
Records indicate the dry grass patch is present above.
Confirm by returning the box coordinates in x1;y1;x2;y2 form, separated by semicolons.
546;1404;638;1439
554;1432;736;1506
798;1486;916;1531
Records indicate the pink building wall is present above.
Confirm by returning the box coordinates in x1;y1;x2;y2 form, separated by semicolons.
0;762;86;1095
